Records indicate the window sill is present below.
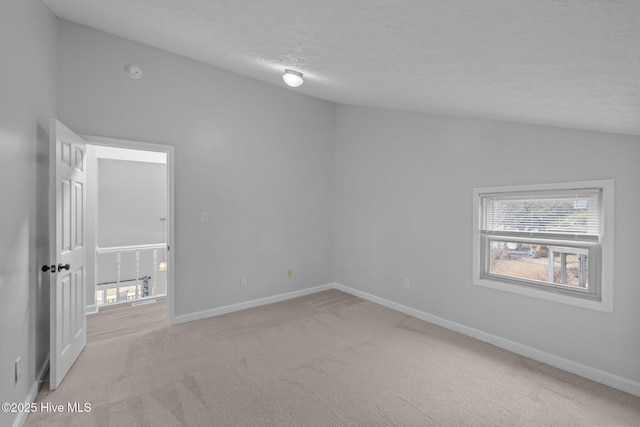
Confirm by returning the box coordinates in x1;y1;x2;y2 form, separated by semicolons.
473;276;612;313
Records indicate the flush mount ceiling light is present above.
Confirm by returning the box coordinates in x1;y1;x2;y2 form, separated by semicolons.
283;69;304;88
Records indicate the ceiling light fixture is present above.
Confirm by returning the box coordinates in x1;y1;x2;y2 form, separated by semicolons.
283;69;304;88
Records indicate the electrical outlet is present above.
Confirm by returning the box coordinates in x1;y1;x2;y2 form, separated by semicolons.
15;357;21;382
200;211;209;223
403;278;411;289
287;269;292;278
240;275;247;286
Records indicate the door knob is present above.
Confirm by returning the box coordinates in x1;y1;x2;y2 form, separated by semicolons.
57;263;70;271
42;265;56;273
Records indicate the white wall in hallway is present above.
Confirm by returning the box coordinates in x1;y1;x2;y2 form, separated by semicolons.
85;145;98;307
85;147;169;307
97;159;167;248
96;158;168;296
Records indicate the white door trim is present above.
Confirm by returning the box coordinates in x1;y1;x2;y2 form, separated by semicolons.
79;134;176;325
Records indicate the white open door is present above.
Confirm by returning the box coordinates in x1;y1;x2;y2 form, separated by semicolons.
49;119;87;390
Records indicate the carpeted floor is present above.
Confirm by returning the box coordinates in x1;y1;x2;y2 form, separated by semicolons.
27;289;640;426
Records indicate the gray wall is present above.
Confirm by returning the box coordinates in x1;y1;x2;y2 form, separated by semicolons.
98;159;167;247
58;20;336;317
334;104;640;383
2;9;633;414
0;1;57;425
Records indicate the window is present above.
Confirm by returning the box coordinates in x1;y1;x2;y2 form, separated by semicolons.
472;180;613;312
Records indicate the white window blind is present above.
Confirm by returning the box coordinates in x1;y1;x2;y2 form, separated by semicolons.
479;188;602;242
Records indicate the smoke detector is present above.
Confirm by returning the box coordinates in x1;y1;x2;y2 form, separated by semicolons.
126;65;143;79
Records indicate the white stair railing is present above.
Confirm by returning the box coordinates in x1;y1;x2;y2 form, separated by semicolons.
96;243;167;305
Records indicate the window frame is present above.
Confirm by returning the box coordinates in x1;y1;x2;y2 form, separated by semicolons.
472;180;613;312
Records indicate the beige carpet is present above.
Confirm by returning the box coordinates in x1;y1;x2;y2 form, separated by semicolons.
27;289;640;426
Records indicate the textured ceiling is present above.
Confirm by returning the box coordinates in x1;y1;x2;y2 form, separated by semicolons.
42;0;640;135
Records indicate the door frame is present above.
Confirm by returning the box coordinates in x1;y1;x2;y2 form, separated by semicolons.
80;134;176;325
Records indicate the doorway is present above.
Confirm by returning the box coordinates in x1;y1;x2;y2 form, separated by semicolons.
83;135;175;329
48;121;175;390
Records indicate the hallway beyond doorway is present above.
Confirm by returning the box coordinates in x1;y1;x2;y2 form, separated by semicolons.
87;297;166;343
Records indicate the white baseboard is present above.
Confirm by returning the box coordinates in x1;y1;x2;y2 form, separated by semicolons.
332;283;640;398
13;355;49;427
85;304;99;315
172;284;334;325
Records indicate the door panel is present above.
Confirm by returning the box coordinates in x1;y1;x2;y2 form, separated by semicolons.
75;182;84;247
61;179;72;253
50;119;87;390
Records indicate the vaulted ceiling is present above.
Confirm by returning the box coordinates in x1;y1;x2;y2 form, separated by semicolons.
42;0;640;135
